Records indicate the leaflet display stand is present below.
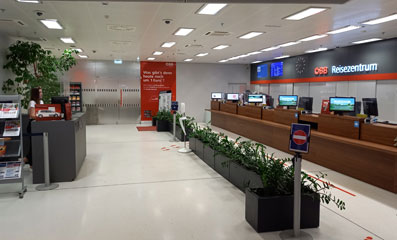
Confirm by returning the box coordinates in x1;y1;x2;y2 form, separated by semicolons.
0;95;26;198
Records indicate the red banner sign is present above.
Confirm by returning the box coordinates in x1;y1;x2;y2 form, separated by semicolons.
140;61;176;121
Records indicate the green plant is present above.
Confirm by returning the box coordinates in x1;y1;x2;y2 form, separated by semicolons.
155;109;172;121
3;41;78;108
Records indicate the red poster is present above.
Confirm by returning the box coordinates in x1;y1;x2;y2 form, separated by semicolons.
140;61;176;121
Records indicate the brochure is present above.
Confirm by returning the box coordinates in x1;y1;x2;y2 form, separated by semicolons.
3;120;21;137
0;103;19;119
0;161;21;180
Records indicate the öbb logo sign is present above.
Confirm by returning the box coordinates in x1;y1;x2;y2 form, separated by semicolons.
314;67;328;75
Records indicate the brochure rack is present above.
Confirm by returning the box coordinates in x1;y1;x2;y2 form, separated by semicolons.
70;82;82;112
0;95;26;198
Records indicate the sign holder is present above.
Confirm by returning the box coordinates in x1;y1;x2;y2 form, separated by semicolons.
280;123;312;240
170;101;178;142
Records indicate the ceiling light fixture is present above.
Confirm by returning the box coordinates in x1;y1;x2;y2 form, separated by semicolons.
213;45;230;50
60;37;75;44
40;19;63;29
352;38;382;44
278;41;300;48
16;0;41;3
72;48;83;53
299;34;328;42
153;51;163;55
363;13;397;25
174;28;195;36
238;32;264;39
274;55;290;59
247;51;261;55
327;25;361;34
78;55;88;59
252;61;262;64
219;60;228;63
184;59;193;62
305;47;328;53
161;42;176;48
147;57;155;61
114;59;123;64
285;7;328;20
196;53;208;57
197;3;227;15
261;46;280;52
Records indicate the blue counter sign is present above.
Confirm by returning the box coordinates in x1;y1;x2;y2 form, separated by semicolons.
289;123;311;153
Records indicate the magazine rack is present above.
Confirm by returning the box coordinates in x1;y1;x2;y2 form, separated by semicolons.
0;95;26;198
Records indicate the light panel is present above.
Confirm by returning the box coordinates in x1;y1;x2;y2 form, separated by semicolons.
285;7;328;20
274;55;290;59
147;57;155;61
261;46;280;52
327;25;361;35
16;0;40;3
184;59;193;62
161;42;176;48
78;55;88;59
72;48;83;53
299;34;328;42
196;53;208;57
174;28;195;36
218;60;228;63
279;41;300;47
40;19;63;29
247;51;261;56
352;38;382;44
213;45;230;50
60;38;75;44
197;3;227;15
363;13;397;25
153;51;163;55
252;61;262;64
305;48;328;53
238;32;264;39
114;59;123;64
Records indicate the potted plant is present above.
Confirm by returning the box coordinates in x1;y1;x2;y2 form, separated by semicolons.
245;155;346;232
155;110;172;132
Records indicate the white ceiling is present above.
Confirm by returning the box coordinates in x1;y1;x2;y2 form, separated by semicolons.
0;0;396;64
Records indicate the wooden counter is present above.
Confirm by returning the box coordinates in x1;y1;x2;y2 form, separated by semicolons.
262;109;274;122
273;108;300;125
361;123;397;147
318;114;364;139
219;103;237;114
211;110;397;193
299;114;320;123
211;101;220;111
238;105;262;119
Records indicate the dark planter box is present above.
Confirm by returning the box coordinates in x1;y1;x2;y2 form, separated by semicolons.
203;145;215;168
229;161;250;191
156;120;169;132
245;170;263;189
245;189;320;233
214;153;230;180
168;121;173;134
195;139;205;160
152;118;157;126
189;137;196;152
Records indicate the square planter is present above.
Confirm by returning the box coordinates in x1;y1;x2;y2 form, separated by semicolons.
229;161;250;192
203;145;215;168
245;170;263;189
152;118;157;126
245;189;320;233
168;121;173;134
189;137;197;152
195;139;204;160
175;125;189;142
156;120;169;132
214;153;230;180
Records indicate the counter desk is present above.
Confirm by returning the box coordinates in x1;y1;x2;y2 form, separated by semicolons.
211;102;397;193
32;112;87;184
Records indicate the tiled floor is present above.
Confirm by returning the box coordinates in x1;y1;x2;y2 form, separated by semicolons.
0;124;396;240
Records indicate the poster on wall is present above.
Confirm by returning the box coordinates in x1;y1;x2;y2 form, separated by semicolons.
140;61;176;121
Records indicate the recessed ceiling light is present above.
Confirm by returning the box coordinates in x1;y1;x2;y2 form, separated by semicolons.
161;42;176;48
327;25;361;35
114;59;123;64
60;38;75;44
78;55;88;59
247;51;261;56
238;32;264;39
274;55;290;59
228;57;239;61
147;57;155;61
72;48;83;53
213;45;230;50
285;7;328;20
305;47;328;53
184;59;193;62
40;19;63;29
279;41;300;48
252;61;262;64
363;13;397;25
261;46;280;52
174;28;195;36
299;34;328;42
16;0;41;3
197;3;227;15
196;53;208;57
153;51;163;55
219;60;228;63
352;38;382;44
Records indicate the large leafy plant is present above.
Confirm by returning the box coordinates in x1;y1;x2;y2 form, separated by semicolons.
3;41;78;108
155;109;173;121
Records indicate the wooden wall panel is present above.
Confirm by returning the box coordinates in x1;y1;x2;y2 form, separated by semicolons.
211;101;220;111
273;109;300;125
237;105;262;119
318;114;363;139
262;109;274;122
361;123;397;147
219;103;237;114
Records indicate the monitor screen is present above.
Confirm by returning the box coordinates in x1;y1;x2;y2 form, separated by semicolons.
298;97;313;111
279;95;298;106
248;94;263;103
362;98;378;116
226;93;239;101
211;92;222;99
329;97;355;112
257;64;268;78
271;62;283;77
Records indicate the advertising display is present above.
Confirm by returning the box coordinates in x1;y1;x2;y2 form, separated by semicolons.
34;104;62;121
248;94;263;103
226;93;239;101
211;93;223;99
140;61;176;121
329;97;355;112
279;95;298;106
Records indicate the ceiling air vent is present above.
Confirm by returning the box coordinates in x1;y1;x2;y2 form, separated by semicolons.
204;31;231;37
184;44;203;48
0;19;27;27
110;40;132;46
107;24;136;32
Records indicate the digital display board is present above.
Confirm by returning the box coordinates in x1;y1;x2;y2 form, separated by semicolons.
279;95;298;106
329;97;355;112
271;62;283;77
256;64;268;78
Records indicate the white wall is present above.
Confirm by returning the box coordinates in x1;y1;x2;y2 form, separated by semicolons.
254;80;397;121
176;63;250;122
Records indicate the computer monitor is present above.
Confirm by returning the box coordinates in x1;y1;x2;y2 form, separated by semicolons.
362;98;378;116
248;94;263;103
51;96;69;118
329;97;355;113
211;92;222;100
279;95;298;106
298;97;313;111
226;93;239;101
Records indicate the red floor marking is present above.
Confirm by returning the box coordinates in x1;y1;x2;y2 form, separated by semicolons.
364;237;373;240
